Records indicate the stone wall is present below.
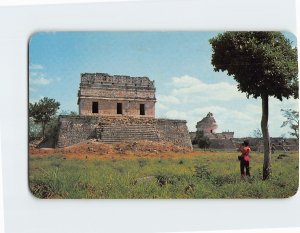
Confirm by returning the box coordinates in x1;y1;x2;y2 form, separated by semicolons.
209;139;236;150
80;73;155;88
57;115;192;150
79;98;155;117
78;73;156;117
215;132;234;139
79;86;155;100
156;119;192;149
57;116;99;147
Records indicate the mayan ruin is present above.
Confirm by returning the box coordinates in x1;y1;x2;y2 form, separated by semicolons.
57;73;192;149
195;112;234;140
78;73;156;117
190;112;298;151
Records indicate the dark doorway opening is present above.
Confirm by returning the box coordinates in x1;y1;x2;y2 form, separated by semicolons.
140;104;145;115
92;102;98;113
117;103;122;114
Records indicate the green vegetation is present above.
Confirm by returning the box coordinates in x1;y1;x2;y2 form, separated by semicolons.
29;97;60;138
281;109;299;139
29;151;299;199
210;32;298;179
192;131;211;149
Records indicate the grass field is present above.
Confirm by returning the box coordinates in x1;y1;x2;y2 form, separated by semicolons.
29;150;299;199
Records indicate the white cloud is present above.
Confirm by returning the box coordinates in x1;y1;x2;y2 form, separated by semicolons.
164;110;187;120
156;75;254;135
170;75;244;103
189;106;227;115
29;66;52;85
269;97;299;111
30;64;44;70
30;77;51;85
174;105;259;136
156;102;168;110
172;75;200;87
246;104;261;115
157;95;181;104
157;74;298;137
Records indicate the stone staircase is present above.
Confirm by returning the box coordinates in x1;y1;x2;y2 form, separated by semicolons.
95;123;160;143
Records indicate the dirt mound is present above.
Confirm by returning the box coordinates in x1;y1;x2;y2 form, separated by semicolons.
29;140;191;159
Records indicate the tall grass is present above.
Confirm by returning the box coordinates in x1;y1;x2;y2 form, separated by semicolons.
29;151;299;199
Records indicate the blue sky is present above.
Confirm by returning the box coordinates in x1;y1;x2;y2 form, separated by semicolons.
29;32;298;137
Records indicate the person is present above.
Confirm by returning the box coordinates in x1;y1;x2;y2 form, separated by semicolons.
239;140;251;177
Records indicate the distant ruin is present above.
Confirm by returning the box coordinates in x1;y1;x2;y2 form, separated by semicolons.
191;112;298;151
195;112;234;140
57;73;192;150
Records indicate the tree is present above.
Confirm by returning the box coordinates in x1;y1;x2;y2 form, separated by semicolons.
193;131;211;150
210;32;298;179
281;109;299;139
29;97;60;138
29;117;42;140
252;128;263;138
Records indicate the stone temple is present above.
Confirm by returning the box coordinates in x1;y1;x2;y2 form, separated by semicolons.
196;112;234;140
78;73;156;117
189;112;236;150
57;73;192;150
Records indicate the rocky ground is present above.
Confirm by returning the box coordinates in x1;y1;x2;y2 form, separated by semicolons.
29;140;196;160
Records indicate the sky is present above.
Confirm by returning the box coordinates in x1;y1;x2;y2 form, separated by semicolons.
29;32;298;138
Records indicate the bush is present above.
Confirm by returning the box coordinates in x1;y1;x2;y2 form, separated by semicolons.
193;131;211;149
44;117;59;141
29;117;42;141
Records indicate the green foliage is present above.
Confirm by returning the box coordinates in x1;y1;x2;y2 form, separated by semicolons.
29;116;59;145
29;117;42;140
193;131;211;149
209;32;298;180
28;151;299;199
209;32;298;100
44;116;60;143
29;97;60;137
281;109;299;139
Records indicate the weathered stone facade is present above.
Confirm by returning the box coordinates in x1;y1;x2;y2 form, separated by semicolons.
78;73;156;117
196;112;218;136
57;116;192;150
195;112;234;140
56;72;192;150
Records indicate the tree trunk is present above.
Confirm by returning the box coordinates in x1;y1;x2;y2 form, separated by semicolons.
42;122;45;138
261;95;271;180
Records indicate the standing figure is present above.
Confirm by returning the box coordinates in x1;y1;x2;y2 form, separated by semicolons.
239;140;251;177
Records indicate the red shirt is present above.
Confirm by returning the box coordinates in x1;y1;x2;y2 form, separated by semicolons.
240;146;251;161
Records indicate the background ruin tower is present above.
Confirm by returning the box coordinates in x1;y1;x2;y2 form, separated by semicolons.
196;112;218;137
78;73;156;117
195;112;234;140
192;112;235;150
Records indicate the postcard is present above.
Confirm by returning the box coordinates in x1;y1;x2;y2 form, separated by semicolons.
28;31;298;199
